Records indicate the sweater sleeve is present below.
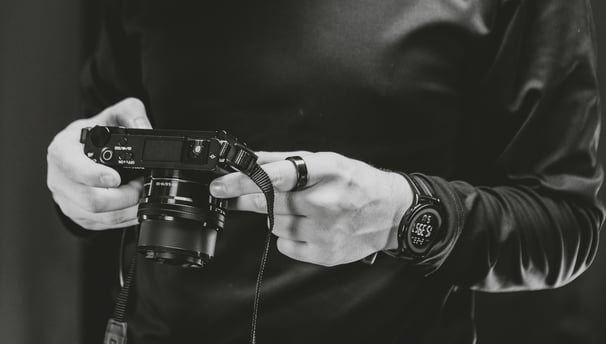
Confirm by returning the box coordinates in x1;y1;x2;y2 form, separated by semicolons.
413;0;604;291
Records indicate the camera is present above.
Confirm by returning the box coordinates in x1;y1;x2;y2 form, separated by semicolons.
81;126;259;268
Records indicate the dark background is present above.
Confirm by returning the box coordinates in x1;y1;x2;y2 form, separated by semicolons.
0;1;604;343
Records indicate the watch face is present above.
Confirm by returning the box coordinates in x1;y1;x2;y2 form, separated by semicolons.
406;206;441;255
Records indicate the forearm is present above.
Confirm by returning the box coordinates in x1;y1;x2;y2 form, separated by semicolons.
420;175;603;291
414;0;605;291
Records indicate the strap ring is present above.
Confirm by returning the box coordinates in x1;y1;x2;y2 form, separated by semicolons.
285;156;308;191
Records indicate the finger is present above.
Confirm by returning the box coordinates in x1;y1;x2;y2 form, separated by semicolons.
227;192;308;215
210;153;327;198
256;151;313;165
96;97;152;129
87;219;139;231
54;194;139;230
272;215;320;242
276;238;319;263
276;239;344;267
51;174;143;213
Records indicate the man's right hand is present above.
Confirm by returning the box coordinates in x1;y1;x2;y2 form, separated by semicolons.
47;98;152;230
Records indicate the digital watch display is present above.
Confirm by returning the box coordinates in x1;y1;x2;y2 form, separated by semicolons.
404;202;442;256
387;173;444;260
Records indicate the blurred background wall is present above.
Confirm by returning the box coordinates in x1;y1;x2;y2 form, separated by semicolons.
0;1;604;343
0;1;85;343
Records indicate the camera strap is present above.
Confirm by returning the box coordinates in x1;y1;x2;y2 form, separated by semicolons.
103;254;135;344
104;164;275;344
247;164;275;344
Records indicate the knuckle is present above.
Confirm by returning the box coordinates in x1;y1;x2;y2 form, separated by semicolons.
319;152;344;166
46;139;56;160
47;166;66;195
47;134;77;176
46;174;57;193
83;191;107;213
322;152;354;179
252;193;267;212
122;97;144;109
320;151;342;160
276;239;301;261
272;168;286;189
57;202;76;219
307;191;338;212
276;238;290;255
320;253;339;267
46;137;62;164
305;191;323;207
119;97;146;116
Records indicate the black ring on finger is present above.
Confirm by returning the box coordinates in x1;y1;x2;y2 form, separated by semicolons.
285;156;308;191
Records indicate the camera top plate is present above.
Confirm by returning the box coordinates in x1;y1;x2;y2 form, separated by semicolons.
81;126;257;175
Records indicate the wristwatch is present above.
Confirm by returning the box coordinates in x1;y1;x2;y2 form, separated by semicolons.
385;173;444;260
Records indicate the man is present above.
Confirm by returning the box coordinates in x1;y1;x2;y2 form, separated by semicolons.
47;0;603;343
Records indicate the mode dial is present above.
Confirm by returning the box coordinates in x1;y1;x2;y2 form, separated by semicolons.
90;126;112;148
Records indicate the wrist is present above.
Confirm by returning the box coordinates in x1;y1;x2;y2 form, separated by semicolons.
383;171;414;251
386;173;445;260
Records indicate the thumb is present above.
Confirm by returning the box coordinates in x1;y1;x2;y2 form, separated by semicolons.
96;97;153;129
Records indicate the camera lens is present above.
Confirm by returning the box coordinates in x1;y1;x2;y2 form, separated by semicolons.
137;169;227;268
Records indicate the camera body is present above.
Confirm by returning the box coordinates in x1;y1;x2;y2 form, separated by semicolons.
81;126;259;268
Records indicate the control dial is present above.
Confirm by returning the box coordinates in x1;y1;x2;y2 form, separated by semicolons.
90;126;111;148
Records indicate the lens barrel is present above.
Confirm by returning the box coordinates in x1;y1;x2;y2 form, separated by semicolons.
137;169;227;268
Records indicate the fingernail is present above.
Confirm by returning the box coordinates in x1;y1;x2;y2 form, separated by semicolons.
210;182;226;197
134;117;151;129
100;174;119;187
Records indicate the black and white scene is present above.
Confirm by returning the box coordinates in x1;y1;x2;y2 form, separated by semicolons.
0;1;605;343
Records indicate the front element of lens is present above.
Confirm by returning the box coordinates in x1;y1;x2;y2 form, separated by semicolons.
137;169;227;268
